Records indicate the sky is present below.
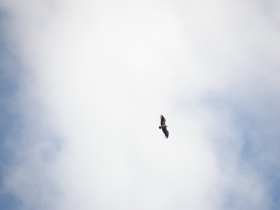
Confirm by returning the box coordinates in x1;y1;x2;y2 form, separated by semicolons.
0;0;280;210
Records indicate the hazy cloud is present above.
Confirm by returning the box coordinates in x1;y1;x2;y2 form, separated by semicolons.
1;0;280;209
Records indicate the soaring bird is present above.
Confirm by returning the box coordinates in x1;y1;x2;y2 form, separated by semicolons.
159;115;169;138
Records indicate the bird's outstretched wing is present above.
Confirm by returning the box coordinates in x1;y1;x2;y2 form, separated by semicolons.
162;127;169;138
160;115;166;126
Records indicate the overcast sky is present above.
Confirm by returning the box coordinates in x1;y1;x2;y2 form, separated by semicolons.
1;0;280;210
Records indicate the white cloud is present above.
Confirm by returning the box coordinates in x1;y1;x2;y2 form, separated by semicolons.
1;0;280;209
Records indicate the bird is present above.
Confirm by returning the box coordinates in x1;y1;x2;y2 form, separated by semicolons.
159;115;169;138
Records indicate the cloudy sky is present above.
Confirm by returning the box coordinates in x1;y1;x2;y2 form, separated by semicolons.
0;0;280;209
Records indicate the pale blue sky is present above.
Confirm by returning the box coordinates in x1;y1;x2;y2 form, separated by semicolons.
0;29;22;209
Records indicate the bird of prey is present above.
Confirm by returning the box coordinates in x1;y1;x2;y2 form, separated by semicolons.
159;115;169;138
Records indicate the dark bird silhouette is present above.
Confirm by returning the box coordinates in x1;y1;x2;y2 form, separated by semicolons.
159;115;169;138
